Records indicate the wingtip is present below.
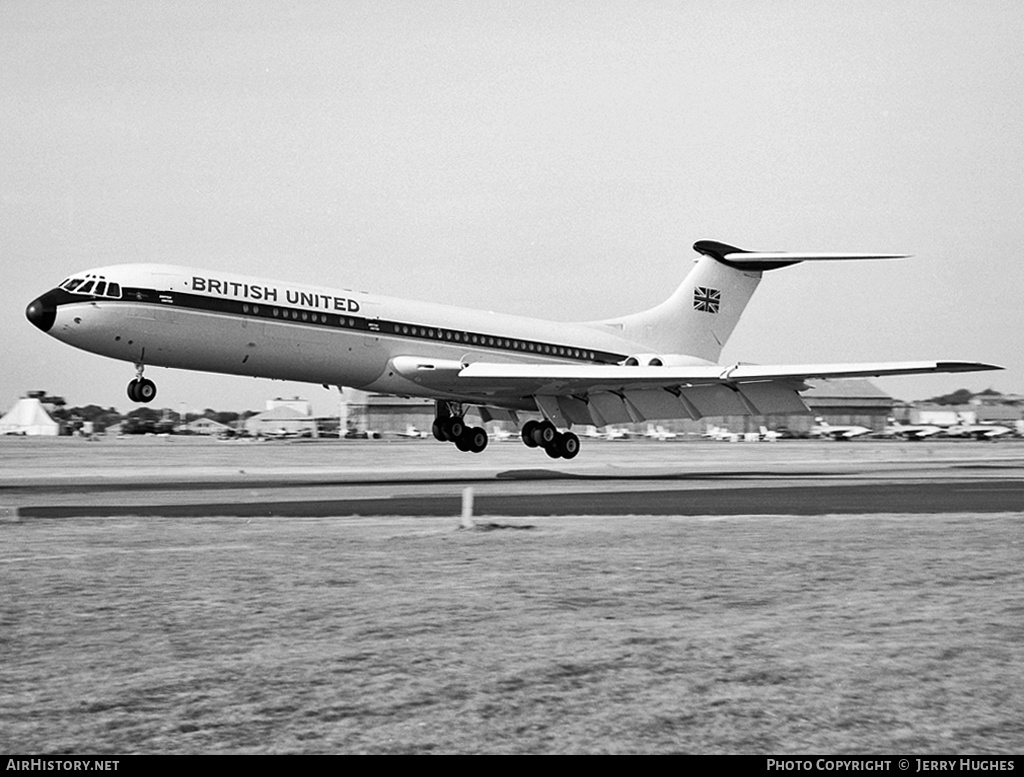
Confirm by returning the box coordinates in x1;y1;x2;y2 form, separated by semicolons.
936;361;1004;372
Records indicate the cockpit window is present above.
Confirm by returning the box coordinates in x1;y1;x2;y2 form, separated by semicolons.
59;276;122;298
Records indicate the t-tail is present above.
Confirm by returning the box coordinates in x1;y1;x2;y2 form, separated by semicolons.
591;240;907;363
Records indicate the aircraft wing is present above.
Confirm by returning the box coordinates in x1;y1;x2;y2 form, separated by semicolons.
449;360;1002;427
457;360;999;390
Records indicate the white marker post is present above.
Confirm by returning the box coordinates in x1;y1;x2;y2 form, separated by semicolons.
460;487;475;529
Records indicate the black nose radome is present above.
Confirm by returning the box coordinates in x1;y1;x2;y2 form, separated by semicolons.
26;292;57;332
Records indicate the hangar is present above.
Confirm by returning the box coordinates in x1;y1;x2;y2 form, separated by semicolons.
244;397;320;438
344;379;895;438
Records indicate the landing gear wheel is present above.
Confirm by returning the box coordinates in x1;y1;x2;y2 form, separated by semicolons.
443;418;466;442
454;433;472;452
545;443;562;459
127;378;157;403
135;378;157;403
467;427;488;454
532;421;557;447
431;420;446;442
522;420;540;448
557;431;580;460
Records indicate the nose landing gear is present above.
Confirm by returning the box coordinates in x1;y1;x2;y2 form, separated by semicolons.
521;420;580;459
127;364;157;403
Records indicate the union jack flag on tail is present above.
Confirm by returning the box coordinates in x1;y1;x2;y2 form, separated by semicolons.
693;286;720;314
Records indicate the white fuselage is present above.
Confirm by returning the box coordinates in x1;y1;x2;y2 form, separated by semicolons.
36;263;679;408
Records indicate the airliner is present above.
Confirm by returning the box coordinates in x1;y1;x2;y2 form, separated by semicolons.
25;239;1001;458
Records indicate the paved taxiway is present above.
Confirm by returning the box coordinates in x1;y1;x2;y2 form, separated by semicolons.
3;436;1023;518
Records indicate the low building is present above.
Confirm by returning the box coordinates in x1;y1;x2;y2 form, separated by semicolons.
183;417;233;436
349;394;435;436
910;404;1023;427
797;379;895;433
244;402;319;437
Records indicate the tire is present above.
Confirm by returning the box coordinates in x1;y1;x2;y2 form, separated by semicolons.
521;420;539;448
431;421;446;442
446;418;465;441
558;431;580;460
468;427;488;453
126;379;140;402
533;421;557;446
136;378;157;403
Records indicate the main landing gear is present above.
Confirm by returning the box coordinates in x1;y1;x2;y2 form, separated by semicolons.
127;364;157;403
521;420;580;459
429;402;581;458
432;401;488;454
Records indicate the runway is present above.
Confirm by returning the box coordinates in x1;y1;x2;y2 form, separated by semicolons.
4;436;1023;518
5;435;1024;754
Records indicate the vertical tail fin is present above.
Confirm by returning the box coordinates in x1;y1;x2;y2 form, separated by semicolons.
591;242;762;363
590;240;906;363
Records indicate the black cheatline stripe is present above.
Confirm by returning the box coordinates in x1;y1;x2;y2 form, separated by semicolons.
69;286;628;365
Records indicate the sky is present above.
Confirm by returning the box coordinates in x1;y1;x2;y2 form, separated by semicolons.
2;0;1022;416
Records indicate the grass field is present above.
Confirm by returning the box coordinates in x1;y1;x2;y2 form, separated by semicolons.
2;510;1022;754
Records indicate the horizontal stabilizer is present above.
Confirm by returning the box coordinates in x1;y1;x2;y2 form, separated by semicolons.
693;240;908;271
723;251;908;263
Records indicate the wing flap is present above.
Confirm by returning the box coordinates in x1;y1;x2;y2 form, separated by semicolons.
681;384;750;417
625;388;690;421
587;392;633;426
735;380;812;414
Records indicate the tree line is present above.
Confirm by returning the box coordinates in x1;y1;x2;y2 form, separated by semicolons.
50;404;256;435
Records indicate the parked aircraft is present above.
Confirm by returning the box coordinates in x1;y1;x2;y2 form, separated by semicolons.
884;418;943;440
396;425;429;439
603;426;632;441
644;424;678;441
758;426;782;442
490;425;514;442
811;417;873;440
946;413;1013;440
703;424;739;442
26;239;1000;458
576;425;607;440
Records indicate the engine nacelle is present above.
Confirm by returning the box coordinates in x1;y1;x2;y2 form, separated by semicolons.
623;354;665;367
621;354;717;368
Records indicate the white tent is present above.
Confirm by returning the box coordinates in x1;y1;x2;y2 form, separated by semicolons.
0;397;60;436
